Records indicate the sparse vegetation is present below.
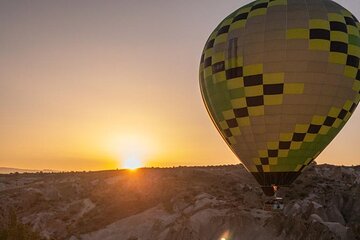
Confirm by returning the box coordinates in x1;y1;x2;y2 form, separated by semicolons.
0;209;43;240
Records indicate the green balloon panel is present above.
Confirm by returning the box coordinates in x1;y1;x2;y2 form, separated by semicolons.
199;0;360;188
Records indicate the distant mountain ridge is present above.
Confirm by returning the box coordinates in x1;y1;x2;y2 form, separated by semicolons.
0;167;56;174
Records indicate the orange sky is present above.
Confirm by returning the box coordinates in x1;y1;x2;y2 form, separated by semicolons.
1;0;359;171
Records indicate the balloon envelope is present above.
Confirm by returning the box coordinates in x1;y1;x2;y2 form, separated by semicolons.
199;0;360;196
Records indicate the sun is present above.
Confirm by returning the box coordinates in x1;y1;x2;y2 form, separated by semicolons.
122;157;143;170
104;132;158;170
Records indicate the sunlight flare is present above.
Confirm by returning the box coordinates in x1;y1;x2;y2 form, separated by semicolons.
122;157;142;170
104;132;158;169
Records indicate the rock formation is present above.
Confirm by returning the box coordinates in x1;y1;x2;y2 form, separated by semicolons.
0;164;359;240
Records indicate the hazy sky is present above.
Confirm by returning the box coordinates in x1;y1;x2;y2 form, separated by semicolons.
1;0;359;171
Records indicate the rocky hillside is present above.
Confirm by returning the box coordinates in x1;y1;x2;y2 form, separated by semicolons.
0;164;359;240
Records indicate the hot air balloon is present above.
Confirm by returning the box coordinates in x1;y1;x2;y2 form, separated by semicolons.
199;0;360;196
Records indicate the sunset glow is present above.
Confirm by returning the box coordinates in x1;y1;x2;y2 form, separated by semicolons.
0;0;359;171
105;132;156;169
122;157;143;170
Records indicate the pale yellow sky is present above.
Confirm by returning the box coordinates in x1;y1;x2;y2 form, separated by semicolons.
0;0;359;171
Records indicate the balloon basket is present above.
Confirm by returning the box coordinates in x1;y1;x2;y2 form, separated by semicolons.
263;185;284;211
